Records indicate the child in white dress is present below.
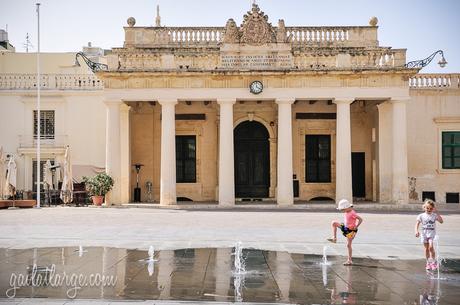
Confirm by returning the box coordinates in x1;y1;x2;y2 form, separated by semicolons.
415;199;444;270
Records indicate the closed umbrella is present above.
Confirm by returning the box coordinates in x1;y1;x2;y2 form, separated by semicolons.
44;159;53;205
60;146;73;205
44;160;53;190
4;156;17;198
0;147;6;199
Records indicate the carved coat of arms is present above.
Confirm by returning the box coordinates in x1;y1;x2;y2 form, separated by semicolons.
222;4;276;45
240;4;276;44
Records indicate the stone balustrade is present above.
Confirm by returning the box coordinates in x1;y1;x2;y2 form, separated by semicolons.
18;135;68;148
286;26;378;47
409;74;460;89
125;27;224;47
0;74;104;90
124;26;378;48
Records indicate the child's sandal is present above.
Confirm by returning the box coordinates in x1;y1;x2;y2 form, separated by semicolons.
326;238;337;243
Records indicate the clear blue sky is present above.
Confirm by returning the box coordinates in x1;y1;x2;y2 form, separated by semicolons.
1;0;459;73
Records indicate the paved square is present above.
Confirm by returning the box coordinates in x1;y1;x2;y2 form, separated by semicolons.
0;207;459;304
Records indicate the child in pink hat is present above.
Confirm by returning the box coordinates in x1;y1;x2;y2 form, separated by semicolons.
327;199;363;265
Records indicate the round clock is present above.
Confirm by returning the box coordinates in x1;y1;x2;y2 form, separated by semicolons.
249;80;263;94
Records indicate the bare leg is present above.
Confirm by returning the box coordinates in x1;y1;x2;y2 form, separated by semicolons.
423;243;430;260
345;237;353;264
331;221;340;240
428;240;436;261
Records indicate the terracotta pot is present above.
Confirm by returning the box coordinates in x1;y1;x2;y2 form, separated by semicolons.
91;195;104;206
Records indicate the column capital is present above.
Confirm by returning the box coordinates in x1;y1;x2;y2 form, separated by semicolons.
333;98;354;105
158;99;178;106
275;98;295;105
390;97;411;104
120;103;131;112
217;99;236;105
104;100;123;106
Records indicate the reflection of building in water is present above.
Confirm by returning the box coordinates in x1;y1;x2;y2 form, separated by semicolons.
157;250;173;298
214;248;232;301
1;3;459;206
273;251;292;302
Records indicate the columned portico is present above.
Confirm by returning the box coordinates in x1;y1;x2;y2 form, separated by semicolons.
159;99;178;205
334;98;354;204
217;99;236;206
276;99;294;206
97;3;419;205
105;100;122;205
391;99;409;204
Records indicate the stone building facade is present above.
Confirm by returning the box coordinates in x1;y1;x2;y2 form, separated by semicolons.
0;4;459;206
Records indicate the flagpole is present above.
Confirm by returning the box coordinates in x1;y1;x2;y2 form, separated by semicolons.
36;3;41;208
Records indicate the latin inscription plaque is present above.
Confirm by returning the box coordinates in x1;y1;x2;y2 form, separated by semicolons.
220;54;293;69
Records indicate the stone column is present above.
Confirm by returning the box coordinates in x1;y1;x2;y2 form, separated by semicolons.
276;99;295;206
217;99;236;206
391;99;409;204
159;99;178;205
105;100;122;205
334;98;354;204
120;104;131;203
377;102;393;203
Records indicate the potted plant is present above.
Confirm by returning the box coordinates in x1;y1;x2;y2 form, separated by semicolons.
82;173;114;206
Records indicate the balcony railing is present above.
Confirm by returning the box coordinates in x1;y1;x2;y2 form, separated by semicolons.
19;135;68;148
409;74;460;89
0;74;104;90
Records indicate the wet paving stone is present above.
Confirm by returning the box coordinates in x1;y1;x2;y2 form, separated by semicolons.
0;246;459;304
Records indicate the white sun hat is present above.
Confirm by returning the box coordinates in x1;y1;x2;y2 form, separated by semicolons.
337;199;353;210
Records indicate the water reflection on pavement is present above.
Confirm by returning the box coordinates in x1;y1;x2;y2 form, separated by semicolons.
0;246;459;304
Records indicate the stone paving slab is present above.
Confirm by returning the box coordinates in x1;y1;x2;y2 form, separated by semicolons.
0;207;459;260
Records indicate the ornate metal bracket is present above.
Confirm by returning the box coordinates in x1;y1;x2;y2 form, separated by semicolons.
74;52;108;73
405;50;447;69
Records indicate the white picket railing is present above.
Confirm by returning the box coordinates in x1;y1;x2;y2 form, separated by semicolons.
410;74;460;89
0;74;103;90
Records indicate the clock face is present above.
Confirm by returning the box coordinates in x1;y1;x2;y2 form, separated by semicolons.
249;81;263;94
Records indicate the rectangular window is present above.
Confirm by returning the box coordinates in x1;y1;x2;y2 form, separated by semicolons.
442;131;460;169
422;191;435;202
306;135;331;183
34;110;55;139
176;136;196;183
446;193;459;204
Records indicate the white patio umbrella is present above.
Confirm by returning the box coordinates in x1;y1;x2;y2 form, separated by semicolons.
0;147;6;200
4;156;17;198
43;159;53;205
60;146;73;204
44;159;53;190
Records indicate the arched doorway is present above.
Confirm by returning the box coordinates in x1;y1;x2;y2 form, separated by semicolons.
234;121;270;198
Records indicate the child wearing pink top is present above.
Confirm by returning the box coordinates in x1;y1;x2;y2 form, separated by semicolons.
327;199;363;265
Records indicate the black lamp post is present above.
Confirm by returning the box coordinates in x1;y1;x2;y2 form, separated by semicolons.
74;52;108;73
133;164;144;202
405;50;447;69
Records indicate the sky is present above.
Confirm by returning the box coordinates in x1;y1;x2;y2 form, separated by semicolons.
1;0;459;73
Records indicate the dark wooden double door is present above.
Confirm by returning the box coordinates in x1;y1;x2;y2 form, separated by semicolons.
234;121;270;198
